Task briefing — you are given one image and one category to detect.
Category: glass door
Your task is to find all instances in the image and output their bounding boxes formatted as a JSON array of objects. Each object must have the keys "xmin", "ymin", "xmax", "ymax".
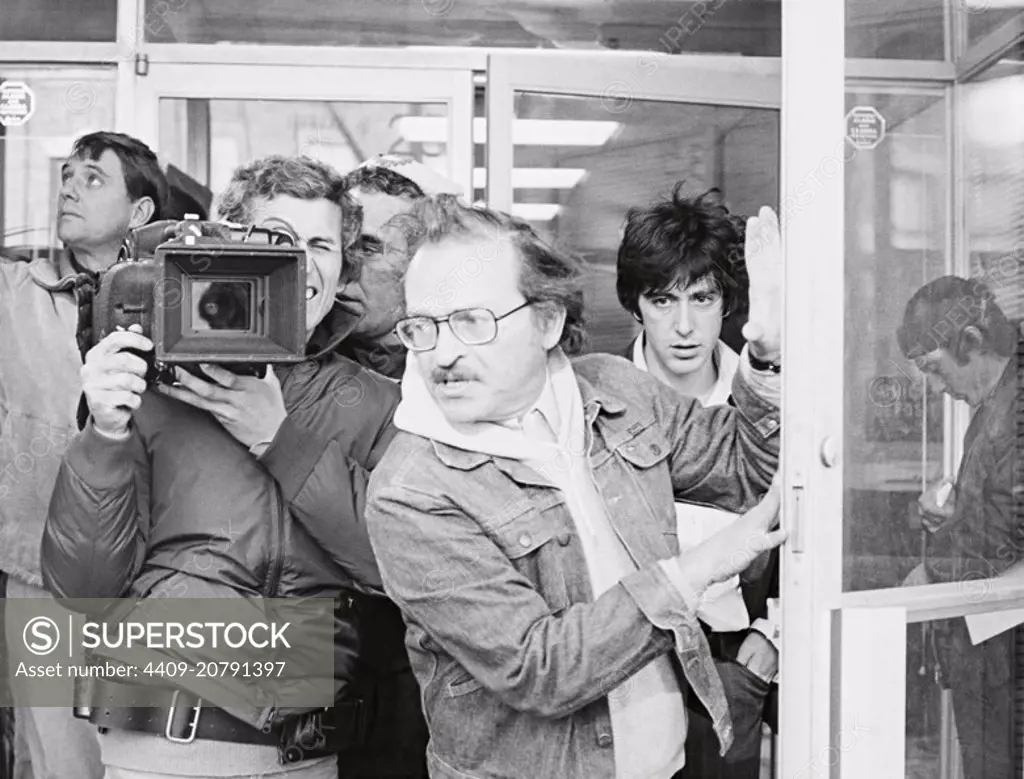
[
  {"xmin": 787, "ymin": 0, "xmax": 1024, "ymax": 776},
  {"xmin": 130, "ymin": 62, "xmax": 474, "ymax": 211},
  {"xmin": 484, "ymin": 51, "xmax": 780, "ymax": 356},
  {"xmin": 485, "ymin": 50, "xmax": 784, "ymax": 774}
]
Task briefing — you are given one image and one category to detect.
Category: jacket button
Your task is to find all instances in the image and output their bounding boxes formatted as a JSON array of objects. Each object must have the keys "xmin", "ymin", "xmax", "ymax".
[
  {"xmin": 649, "ymin": 443, "xmax": 661, "ymax": 455},
  {"xmin": 597, "ymin": 733, "xmax": 613, "ymax": 748},
  {"xmin": 518, "ymin": 533, "xmax": 532, "ymax": 548},
  {"xmin": 557, "ymin": 532, "xmax": 572, "ymax": 546}
]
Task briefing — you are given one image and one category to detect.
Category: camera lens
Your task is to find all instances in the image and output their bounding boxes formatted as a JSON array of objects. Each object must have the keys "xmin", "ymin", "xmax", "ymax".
[{"xmin": 192, "ymin": 280, "xmax": 254, "ymax": 332}]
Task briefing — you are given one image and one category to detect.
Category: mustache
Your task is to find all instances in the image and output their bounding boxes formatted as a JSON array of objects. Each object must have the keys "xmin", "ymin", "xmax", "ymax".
[{"xmin": 431, "ymin": 369, "xmax": 476, "ymax": 383}]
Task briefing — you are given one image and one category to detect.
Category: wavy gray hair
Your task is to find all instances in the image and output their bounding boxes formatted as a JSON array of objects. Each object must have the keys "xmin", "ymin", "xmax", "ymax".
[{"xmin": 214, "ymin": 155, "xmax": 361, "ymax": 252}]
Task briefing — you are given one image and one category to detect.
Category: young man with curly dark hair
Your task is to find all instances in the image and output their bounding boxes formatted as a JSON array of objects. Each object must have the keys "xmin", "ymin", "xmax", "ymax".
[{"xmin": 616, "ymin": 184, "xmax": 780, "ymax": 779}]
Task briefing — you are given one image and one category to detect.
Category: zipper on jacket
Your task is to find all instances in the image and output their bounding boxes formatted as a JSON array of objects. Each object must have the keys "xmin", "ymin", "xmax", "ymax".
[{"xmin": 265, "ymin": 490, "xmax": 285, "ymax": 597}]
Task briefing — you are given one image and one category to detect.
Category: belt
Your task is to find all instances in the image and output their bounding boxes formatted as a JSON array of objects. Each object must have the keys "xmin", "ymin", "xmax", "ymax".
[
  {"xmin": 81, "ymin": 675, "xmax": 280, "ymax": 746},
  {"xmin": 79, "ymin": 675, "xmax": 369, "ymax": 760}
]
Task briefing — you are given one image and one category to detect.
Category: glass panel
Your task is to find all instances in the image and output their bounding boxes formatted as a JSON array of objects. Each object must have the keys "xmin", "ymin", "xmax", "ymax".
[
  {"xmin": 967, "ymin": 7, "xmax": 1024, "ymax": 47},
  {"xmin": 144, "ymin": 0, "xmax": 781, "ymax": 56},
  {"xmin": 842, "ymin": 90, "xmax": 948, "ymax": 592},
  {"xmin": 846, "ymin": 0, "xmax": 945, "ymax": 59},
  {"xmin": 0, "ymin": 0, "xmax": 116, "ymax": 42},
  {"xmin": 158, "ymin": 99, "xmax": 449, "ymax": 204},
  {"xmin": 965, "ymin": 57, "xmax": 1024, "ymax": 324},
  {"xmin": 509, "ymin": 91, "xmax": 779, "ymax": 356},
  {"xmin": 1, "ymin": 67, "xmax": 117, "ymax": 259},
  {"xmin": 906, "ymin": 617, "xmax": 1024, "ymax": 777}
]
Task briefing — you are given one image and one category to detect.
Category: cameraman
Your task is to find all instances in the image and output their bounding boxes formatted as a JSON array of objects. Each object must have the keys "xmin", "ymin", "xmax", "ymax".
[
  {"xmin": 41, "ymin": 156, "xmax": 398, "ymax": 778},
  {"xmin": 1, "ymin": 131, "xmax": 167, "ymax": 779}
]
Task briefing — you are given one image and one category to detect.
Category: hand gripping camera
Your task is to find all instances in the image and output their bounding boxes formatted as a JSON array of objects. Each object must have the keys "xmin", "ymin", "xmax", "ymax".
[{"xmin": 81, "ymin": 217, "xmax": 308, "ymax": 385}]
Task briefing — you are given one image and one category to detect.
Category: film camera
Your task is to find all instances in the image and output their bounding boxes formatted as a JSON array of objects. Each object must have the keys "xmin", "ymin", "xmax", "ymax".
[{"xmin": 80, "ymin": 217, "xmax": 308, "ymax": 385}]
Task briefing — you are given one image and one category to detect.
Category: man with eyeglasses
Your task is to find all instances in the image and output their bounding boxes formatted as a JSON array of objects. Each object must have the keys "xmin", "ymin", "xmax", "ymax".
[
  {"xmin": 897, "ymin": 275, "xmax": 1022, "ymax": 779},
  {"xmin": 364, "ymin": 195, "xmax": 786, "ymax": 779},
  {"xmin": 616, "ymin": 185, "xmax": 780, "ymax": 779},
  {"xmin": 0, "ymin": 131, "xmax": 168, "ymax": 779}
]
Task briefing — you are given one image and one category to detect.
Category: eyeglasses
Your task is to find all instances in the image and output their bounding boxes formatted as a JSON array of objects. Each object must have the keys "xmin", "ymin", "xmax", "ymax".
[{"xmin": 395, "ymin": 300, "xmax": 533, "ymax": 352}]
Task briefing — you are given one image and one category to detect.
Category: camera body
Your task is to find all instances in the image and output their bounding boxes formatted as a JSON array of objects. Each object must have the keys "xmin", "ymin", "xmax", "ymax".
[{"xmin": 85, "ymin": 218, "xmax": 307, "ymax": 385}]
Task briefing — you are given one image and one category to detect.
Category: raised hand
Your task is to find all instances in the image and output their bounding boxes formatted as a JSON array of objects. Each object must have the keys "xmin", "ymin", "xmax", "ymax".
[{"xmin": 741, "ymin": 206, "xmax": 782, "ymax": 363}]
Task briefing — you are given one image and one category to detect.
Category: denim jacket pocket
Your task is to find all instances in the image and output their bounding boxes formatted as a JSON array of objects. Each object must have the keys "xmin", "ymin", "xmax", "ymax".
[
  {"xmin": 491, "ymin": 508, "xmax": 571, "ymax": 611},
  {"xmin": 614, "ymin": 425, "xmax": 675, "ymax": 530},
  {"xmin": 616, "ymin": 425, "xmax": 671, "ymax": 469}
]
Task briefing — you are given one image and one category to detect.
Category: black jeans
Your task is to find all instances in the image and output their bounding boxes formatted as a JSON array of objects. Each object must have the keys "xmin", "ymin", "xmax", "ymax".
[
  {"xmin": 675, "ymin": 632, "xmax": 776, "ymax": 779},
  {"xmin": 943, "ymin": 621, "xmax": 1018, "ymax": 779},
  {"xmin": 336, "ymin": 594, "xmax": 429, "ymax": 779},
  {"xmin": 335, "ymin": 664, "xmax": 429, "ymax": 779}
]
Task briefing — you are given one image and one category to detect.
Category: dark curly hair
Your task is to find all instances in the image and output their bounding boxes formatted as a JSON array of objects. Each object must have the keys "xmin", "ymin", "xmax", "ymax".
[
  {"xmin": 616, "ymin": 184, "xmax": 749, "ymax": 322},
  {"xmin": 897, "ymin": 275, "xmax": 1017, "ymax": 364},
  {"xmin": 343, "ymin": 164, "xmax": 425, "ymax": 199}
]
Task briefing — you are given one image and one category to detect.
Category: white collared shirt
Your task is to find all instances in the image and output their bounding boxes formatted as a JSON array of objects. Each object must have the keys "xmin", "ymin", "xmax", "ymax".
[
  {"xmin": 630, "ymin": 336, "xmax": 782, "ymax": 656},
  {"xmin": 631, "ymin": 336, "xmax": 751, "ymax": 632}
]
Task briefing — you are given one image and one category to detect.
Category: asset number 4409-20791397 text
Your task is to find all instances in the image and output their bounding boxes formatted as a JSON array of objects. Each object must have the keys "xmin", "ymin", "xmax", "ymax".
[{"xmin": 144, "ymin": 660, "xmax": 287, "ymax": 678}]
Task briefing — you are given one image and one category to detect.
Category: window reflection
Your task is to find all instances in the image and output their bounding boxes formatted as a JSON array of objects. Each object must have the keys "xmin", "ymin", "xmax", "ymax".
[
  {"xmin": 0, "ymin": 0, "xmax": 116, "ymax": 41},
  {"xmin": 906, "ymin": 618, "xmax": 1023, "ymax": 777},
  {"xmin": 508, "ymin": 92, "xmax": 778, "ymax": 356},
  {"xmin": 967, "ymin": 6, "xmax": 1024, "ymax": 47},
  {"xmin": 158, "ymin": 99, "xmax": 450, "ymax": 198},
  {"xmin": 0, "ymin": 68, "xmax": 117, "ymax": 259},
  {"xmin": 844, "ymin": 90, "xmax": 947, "ymax": 592},
  {"xmin": 846, "ymin": 0, "xmax": 944, "ymax": 59},
  {"xmin": 142, "ymin": 0, "xmax": 782, "ymax": 56},
  {"xmin": 964, "ymin": 70, "xmax": 1024, "ymax": 323}
]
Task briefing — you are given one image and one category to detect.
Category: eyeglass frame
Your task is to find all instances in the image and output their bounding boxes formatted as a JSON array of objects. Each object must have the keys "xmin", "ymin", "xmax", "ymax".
[{"xmin": 394, "ymin": 300, "xmax": 534, "ymax": 352}]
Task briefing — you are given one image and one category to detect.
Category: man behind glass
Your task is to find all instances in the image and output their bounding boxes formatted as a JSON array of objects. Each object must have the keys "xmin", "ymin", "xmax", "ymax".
[{"xmin": 899, "ymin": 275, "xmax": 1022, "ymax": 779}]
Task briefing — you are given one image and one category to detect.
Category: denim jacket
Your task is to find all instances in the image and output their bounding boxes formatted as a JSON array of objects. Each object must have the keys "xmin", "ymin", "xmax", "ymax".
[{"xmin": 365, "ymin": 353, "xmax": 779, "ymax": 779}]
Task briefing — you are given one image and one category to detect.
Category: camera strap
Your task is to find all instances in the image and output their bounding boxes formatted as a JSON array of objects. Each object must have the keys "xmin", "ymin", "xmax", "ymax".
[{"xmin": 69, "ymin": 267, "xmax": 101, "ymax": 431}]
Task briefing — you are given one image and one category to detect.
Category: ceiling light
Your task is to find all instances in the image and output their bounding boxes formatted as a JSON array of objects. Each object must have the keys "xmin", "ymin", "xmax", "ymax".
[
  {"xmin": 473, "ymin": 168, "xmax": 586, "ymax": 189},
  {"xmin": 396, "ymin": 117, "xmax": 619, "ymax": 146},
  {"xmin": 511, "ymin": 203, "xmax": 561, "ymax": 221}
]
